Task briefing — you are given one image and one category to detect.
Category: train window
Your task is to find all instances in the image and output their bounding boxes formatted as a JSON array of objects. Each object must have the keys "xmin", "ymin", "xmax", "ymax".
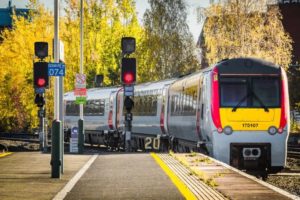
[
  {"xmin": 252, "ymin": 78, "xmax": 280, "ymax": 107},
  {"xmin": 220, "ymin": 77, "xmax": 248, "ymax": 107},
  {"xmin": 84, "ymin": 99, "xmax": 105, "ymax": 116},
  {"xmin": 132, "ymin": 95, "xmax": 157, "ymax": 116},
  {"xmin": 65, "ymin": 101, "xmax": 79, "ymax": 116}
]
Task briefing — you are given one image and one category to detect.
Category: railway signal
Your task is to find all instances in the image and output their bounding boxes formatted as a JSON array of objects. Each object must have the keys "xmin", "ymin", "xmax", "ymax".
[
  {"xmin": 34, "ymin": 93, "xmax": 45, "ymax": 107},
  {"xmin": 124, "ymin": 96, "xmax": 134, "ymax": 112},
  {"xmin": 121, "ymin": 37, "xmax": 136, "ymax": 152},
  {"xmin": 121, "ymin": 58, "xmax": 136, "ymax": 85},
  {"xmin": 33, "ymin": 42, "xmax": 49, "ymax": 155},
  {"xmin": 34, "ymin": 62, "xmax": 49, "ymax": 88},
  {"xmin": 121, "ymin": 37, "xmax": 136, "ymax": 55},
  {"xmin": 34, "ymin": 42, "xmax": 48, "ymax": 60}
]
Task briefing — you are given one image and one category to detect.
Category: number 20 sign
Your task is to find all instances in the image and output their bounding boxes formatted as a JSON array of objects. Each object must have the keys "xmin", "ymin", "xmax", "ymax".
[{"xmin": 48, "ymin": 63, "xmax": 65, "ymax": 76}]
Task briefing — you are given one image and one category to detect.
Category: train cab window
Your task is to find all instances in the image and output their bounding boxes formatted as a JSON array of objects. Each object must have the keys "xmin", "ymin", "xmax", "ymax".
[
  {"xmin": 220, "ymin": 76, "xmax": 280, "ymax": 108},
  {"xmin": 252, "ymin": 78, "xmax": 280, "ymax": 107},
  {"xmin": 220, "ymin": 78, "xmax": 247, "ymax": 107}
]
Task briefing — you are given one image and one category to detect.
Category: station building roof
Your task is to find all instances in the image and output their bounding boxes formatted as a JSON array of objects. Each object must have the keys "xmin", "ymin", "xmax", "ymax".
[{"xmin": 0, "ymin": 1, "xmax": 30, "ymax": 28}]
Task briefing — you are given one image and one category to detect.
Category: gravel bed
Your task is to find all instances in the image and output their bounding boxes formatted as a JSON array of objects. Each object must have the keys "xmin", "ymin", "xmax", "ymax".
[{"xmin": 266, "ymin": 158, "xmax": 300, "ymax": 196}]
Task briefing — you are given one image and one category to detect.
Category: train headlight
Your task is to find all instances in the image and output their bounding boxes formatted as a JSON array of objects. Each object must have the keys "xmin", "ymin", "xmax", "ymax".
[
  {"xmin": 268, "ymin": 126, "xmax": 277, "ymax": 135},
  {"xmin": 223, "ymin": 126, "xmax": 233, "ymax": 135},
  {"xmin": 243, "ymin": 149, "xmax": 251, "ymax": 157},
  {"xmin": 217, "ymin": 127, "xmax": 223, "ymax": 133}
]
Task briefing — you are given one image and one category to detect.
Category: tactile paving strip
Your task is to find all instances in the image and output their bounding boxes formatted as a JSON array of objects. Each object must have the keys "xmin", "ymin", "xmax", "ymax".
[{"xmin": 158, "ymin": 153, "xmax": 226, "ymax": 200}]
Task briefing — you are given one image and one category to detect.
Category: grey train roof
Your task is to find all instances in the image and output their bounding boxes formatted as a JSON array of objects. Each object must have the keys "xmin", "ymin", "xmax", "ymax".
[{"xmin": 215, "ymin": 58, "xmax": 281, "ymax": 75}]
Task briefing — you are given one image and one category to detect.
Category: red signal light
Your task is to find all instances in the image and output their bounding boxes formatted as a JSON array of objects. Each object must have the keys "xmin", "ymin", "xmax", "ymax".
[
  {"xmin": 33, "ymin": 62, "xmax": 49, "ymax": 88},
  {"xmin": 37, "ymin": 78, "xmax": 46, "ymax": 87},
  {"xmin": 123, "ymin": 73, "xmax": 134, "ymax": 84},
  {"xmin": 121, "ymin": 58, "xmax": 136, "ymax": 85}
]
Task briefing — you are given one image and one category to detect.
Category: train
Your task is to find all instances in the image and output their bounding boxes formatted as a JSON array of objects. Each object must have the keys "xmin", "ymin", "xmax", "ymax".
[{"xmin": 64, "ymin": 57, "xmax": 290, "ymax": 172}]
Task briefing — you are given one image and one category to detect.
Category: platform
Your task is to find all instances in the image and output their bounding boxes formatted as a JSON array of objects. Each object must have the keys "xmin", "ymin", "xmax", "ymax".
[{"xmin": 0, "ymin": 151, "xmax": 299, "ymax": 200}]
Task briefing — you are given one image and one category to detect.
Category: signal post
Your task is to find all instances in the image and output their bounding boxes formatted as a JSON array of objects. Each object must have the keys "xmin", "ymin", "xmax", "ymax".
[
  {"xmin": 121, "ymin": 37, "xmax": 136, "ymax": 152},
  {"xmin": 33, "ymin": 42, "xmax": 49, "ymax": 153}
]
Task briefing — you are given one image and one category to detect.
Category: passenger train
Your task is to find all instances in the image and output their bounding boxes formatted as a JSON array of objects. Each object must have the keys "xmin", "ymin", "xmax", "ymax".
[{"xmin": 64, "ymin": 58, "xmax": 290, "ymax": 171}]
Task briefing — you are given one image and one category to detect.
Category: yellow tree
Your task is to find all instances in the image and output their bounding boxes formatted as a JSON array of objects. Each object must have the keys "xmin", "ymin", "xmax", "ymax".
[
  {"xmin": 62, "ymin": 0, "xmax": 144, "ymax": 89},
  {"xmin": 202, "ymin": 0, "xmax": 292, "ymax": 69},
  {"xmin": 0, "ymin": 3, "xmax": 53, "ymax": 132}
]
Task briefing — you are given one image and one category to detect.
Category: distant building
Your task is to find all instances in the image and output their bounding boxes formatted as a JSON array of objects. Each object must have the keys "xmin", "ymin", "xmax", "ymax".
[
  {"xmin": 0, "ymin": 0, "xmax": 30, "ymax": 33},
  {"xmin": 198, "ymin": 0, "xmax": 300, "ymax": 67}
]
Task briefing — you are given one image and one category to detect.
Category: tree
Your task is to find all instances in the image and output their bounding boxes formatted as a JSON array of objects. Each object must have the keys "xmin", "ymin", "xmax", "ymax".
[
  {"xmin": 140, "ymin": 0, "xmax": 200, "ymax": 81},
  {"xmin": 62, "ymin": 0, "xmax": 143, "ymax": 89},
  {"xmin": 0, "ymin": 1, "xmax": 53, "ymax": 132},
  {"xmin": 201, "ymin": 0, "xmax": 292, "ymax": 69}
]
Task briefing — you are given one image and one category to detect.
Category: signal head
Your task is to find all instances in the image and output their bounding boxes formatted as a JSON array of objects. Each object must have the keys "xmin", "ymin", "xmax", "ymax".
[
  {"xmin": 121, "ymin": 58, "xmax": 136, "ymax": 85},
  {"xmin": 34, "ymin": 62, "xmax": 49, "ymax": 88}
]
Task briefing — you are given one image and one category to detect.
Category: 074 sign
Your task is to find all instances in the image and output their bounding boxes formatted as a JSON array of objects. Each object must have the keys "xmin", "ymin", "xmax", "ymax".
[{"xmin": 48, "ymin": 63, "xmax": 65, "ymax": 76}]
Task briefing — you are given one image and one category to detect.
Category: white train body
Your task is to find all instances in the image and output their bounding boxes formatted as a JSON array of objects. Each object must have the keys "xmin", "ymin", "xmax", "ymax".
[{"xmin": 64, "ymin": 58, "xmax": 289, "ymax": 171}]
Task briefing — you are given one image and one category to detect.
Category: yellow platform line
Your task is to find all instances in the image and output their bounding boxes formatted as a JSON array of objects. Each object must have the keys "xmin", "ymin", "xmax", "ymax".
[
  {"xmin": 0, "ymin": 152, "xmax": 12, "ymax": 158},
  {"xmin": 150, "ymin": 152, "xmax": 197, "ymax": 200}
]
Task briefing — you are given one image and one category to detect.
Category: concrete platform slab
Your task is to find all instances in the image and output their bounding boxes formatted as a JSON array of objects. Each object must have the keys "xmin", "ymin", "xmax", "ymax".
[
  {"xmin": 0, "ymin": 152, "xmax": 92, "ymax": 200},
  {"xmin": 64, "ymin": 153, "xmax": 184, "ymax": 200}
]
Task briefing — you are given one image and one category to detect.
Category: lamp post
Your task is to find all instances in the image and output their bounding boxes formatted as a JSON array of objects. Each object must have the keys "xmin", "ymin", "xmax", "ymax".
[
  {"xmin": 78, "ymin": 0, "xmax": 85, "ymax": 154},
  {"xmin": 51, "ymin": 0, "xmax": 62, "ymax": 179}
]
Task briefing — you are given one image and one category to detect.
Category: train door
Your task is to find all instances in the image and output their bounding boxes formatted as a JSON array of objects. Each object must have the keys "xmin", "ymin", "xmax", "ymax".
[
  {"xmin": 197, "ymin": 75, "xmax": 204, "ymax": 141},
  {"xmin": 200, "ymin": 73, "xmax": 210, "ymax": 141},
  {"xmin": 161, "ymin": 86, "xmax": 168, "ymax": 135},
  {"xmin": 116, "ymin": 88, "xmax": 124, "ymax": 131}
]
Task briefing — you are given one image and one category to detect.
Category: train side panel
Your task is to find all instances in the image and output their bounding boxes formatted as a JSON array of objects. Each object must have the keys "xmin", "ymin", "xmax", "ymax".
[{"xmin": 168, "ymin": 73, "xmax": 202, "ymax": 146}]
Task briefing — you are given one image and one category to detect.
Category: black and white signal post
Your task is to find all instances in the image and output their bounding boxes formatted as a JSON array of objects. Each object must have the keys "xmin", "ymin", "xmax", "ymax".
[
  {"xmin": 33, "ymin": 42, "xmax": 49, "ymax": 153},
  {"xmin": 121, "ymin": 37, "xmax": 136, "ymax": 152}
]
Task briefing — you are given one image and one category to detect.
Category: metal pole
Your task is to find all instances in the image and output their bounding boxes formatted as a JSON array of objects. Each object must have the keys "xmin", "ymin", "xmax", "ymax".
[
  {"xmin": 51, "ymin": 120, "xmax": 61, "ymax": 178},
  {"xmin": 51, "ymin": 0, "xmax": 62, "ymax": 178},
  {"xmin": 125, "ymin": 111, "xmax": 132, "ymax": 152},
  {"xmin": 39, "ymin": 108, "xmax": 44, "ymax": 151},
  {"xmin": 54, "ymin": 0, "xmax": 59, "ymax": 120},
  {"xmin": 78, "ymin": 0, "xmax": 84, "ymax": 153},
  {"xmin": 80, "ymin": 0, "xmax": 84, "ymax": 119},
  {"xmin": 43, "ymin": 118, "xmax": 48, "ymax": 153}
]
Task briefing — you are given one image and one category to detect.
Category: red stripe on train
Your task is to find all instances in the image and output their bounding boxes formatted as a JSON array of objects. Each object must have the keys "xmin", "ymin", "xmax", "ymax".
[{"xmin": 211, "ymin": 67, "xmax": 222, "ymax": 133}]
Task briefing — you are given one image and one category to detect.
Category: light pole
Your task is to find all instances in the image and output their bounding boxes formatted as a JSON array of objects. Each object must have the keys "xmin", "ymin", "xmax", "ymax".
[
  {"xmin": 78, "ymin": 0, "xmax": 85, "ymax": 154},
  {"xmin": 51, "ymin": 0, "xmax": 62, "ymax": 178}
]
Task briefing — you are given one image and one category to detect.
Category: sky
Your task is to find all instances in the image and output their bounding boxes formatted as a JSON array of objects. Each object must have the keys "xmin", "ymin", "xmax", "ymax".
[{"xmin": 0, "ymin": 0, "xmax": 210, "ymax": 42}]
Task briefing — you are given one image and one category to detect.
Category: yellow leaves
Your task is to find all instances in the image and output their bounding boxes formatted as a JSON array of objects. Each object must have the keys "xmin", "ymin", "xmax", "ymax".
[
  {"xmin": 0, "ymin": 9, "xmax": 54, "ymax": 132},
  {"xmin": 203, "ymin": 1, "xmax": 292, "ymax": 69},
  {"xmin": 0, "ymin": 0, "xmax": 145, "ymax": 132}
]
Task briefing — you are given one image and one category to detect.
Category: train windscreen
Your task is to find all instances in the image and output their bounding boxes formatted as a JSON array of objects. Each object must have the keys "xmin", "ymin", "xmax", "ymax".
[{"xmin": 220, "ymin": 76, "xmax": 280, "ymax": 108}]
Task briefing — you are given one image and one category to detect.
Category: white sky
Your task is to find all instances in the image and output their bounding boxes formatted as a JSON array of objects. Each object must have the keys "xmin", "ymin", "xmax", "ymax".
[{"xmin": 0, "ymin": 0, "xmax": 210, "ymax": 41}]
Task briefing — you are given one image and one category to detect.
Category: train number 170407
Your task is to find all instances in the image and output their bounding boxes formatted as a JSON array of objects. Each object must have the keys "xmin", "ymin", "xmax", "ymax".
[{"xmin": 242, "ymin": 123, "xmax": 259, "ymax": 128}]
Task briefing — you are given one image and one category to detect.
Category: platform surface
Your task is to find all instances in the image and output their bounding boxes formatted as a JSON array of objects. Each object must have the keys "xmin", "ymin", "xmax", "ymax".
[
  {"xmin": 0, "ymin": 152, "xmax": 91, "ymax": 200},
  {"xmin": 64, "ymin": 153, "xmax": 184, "ymax": 200}
]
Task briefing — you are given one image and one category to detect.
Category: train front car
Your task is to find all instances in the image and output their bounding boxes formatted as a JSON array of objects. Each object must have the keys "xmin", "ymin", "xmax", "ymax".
[{"xmin": 209, "ymin": 58, "xmax": 289, "ymax": 172}]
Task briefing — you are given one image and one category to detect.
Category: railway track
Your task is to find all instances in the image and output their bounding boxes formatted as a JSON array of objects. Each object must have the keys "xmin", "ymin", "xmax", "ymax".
[
  {"xmin": 0, "ymin": 133, "xmax": 39, "ymax": 144},
  {"xmin": 287, "ymin": 144, "xmax": 300, "ymax": 159},
  {"xmin": 1, "ymin": 132, "xmax": 300, "ymax": 157}
]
